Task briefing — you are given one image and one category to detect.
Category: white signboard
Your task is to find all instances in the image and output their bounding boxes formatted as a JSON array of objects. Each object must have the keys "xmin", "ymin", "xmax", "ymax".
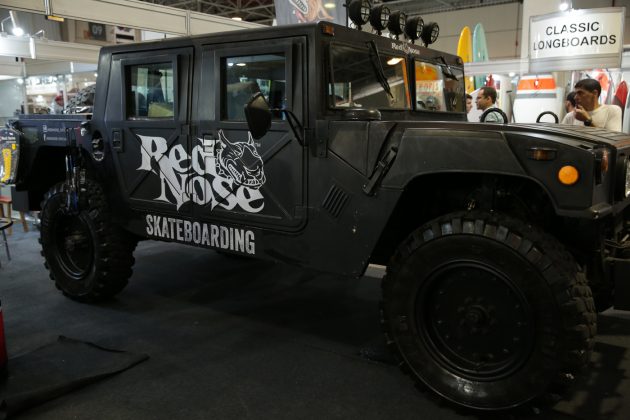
[{"xmin": 530, "ymin": 7, "xmax": 625, "ymax": 72}]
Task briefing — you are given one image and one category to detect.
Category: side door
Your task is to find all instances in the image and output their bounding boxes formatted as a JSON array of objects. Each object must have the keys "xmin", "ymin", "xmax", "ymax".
[
  {"xmin": 105, "ymin": 47, "xmax": 193, "ymax": 215},
  {"xmin": 192, "ymin": 38, "xmax": 306, "ymax": 231}
]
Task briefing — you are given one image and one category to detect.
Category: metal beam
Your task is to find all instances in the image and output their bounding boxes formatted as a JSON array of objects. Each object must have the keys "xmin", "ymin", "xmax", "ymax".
[
  {"xmin": 0, "ymin": 35, "xmax": 101, "ymax": 63},
  {"xmin": 0, "ymin": 0, "xmax": 263, "ymax": 35}
]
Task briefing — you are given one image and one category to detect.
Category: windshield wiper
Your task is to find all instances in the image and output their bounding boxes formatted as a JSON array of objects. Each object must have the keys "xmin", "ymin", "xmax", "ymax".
[
  {"xmin": 435, "ymin": 56, "xmax": 458, "ymax": 81},
  {"xmin": 367, "ymin": 40, "xmax": 394, "ymax": 100}
]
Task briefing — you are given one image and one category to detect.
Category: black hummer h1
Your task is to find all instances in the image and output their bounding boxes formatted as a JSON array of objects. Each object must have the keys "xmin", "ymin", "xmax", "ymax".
[{"xmin": 2, "ymin": 19, "xmax": 630, "ymax": 410}]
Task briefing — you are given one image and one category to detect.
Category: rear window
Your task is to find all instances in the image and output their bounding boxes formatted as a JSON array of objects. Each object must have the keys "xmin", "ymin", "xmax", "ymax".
[{"xmin": 126, "ymin": 62, "xmax": 175, "ymax": 119}]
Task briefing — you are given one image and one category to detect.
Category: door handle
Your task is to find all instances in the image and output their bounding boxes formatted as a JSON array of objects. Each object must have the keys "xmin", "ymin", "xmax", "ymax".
[{"xmin": 112, "ymin": 130, "xmax": 123, "ymax": 151}]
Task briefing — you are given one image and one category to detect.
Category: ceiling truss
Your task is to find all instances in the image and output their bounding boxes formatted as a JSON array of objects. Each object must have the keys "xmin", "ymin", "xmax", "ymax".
[{"xmin": 139, "ymin": 0, "xmax": 520, "ymax": 25}]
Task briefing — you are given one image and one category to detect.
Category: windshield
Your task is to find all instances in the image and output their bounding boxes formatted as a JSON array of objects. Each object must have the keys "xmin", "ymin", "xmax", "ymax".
[
  {"xmin": 415, "ymin": 61, "xmax": 465, "ymax": 112},
  {"xmin": 329, "ymin": 44, "xmax": 410, "ymax": 110}
]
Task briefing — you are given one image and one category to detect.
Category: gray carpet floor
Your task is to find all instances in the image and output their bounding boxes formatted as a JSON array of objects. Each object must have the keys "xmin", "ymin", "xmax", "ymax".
[{"xmin": 1, "ymin": 226, "xmax": 629, "ymax": 419}]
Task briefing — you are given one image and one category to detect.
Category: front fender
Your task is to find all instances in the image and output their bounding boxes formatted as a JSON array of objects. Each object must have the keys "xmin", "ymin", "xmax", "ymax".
[{"xmin": 382, "ymin": 128, "xmax": 604, "ymax": 219}]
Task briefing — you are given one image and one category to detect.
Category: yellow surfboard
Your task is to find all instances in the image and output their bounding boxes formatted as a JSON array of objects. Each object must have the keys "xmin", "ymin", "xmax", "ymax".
[{"xmin": 457, "ymin": 26, "xmax": 474, "ymax": 93}]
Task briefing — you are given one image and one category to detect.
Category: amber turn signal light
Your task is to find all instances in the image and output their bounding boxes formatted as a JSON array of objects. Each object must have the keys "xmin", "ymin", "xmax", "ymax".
[
  {"xmin": 558, "ymin": 165, "xmax": 579, "ymax": 185},
  {"xmin": 321, "ymin": 23, "xmax": 335, "ymax": 36}
]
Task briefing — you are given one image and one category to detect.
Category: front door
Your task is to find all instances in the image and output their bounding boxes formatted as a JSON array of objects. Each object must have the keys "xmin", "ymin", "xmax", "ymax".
[
  {"xmin": 106, "ymin": 47, "xmax": 193, "ymax": 216},
  {"xmin": 192, "ymin": 37, "xmax": 306, "ymax": 231}
]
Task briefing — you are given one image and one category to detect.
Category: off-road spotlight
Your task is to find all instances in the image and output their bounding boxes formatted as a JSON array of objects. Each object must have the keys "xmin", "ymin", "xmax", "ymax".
[
  {"xmin": 421, "ymin": 22, "xmax": 439, "ymax": 47},
  {"xmin": 369, "ymin": 4, "xmax": 390, "ymax": 35},
  {"xmin": 348, "ymin": 0, "xmax": 371, "ymax": 30},
  {"xmin": 387, "ymin": 10, "xmax": 406, "ymax": 39},
  {"xmin": 404, "ymin": 16, "xmax": 424, "ymax": 43}
]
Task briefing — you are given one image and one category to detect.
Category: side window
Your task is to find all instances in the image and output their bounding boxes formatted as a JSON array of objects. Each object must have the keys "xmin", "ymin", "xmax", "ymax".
[
  {"xmin": 414, "ymin": 61, "xmax": 465, "ymax": 112},
  {"xmin": 126, "ymin": 62, "xmax": 174, "ymax": 119},
  {"xmin": 329, "ymin": 44, "xmax": 409, "ymax": 110},
  {"xmin": 415, "ymin": 62, "xmax": 447, "ymax": 112},
  {"xmin": 223, "ymin": 54, "xmax": 286, "ymax": 121}
]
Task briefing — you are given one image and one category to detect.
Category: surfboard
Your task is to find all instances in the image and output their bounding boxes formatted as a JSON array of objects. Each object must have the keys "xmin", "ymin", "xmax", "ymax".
[
  {"xmin": 512, "ymin": 74, "xmax": 560, "ymax": 123},
  {"xmin": 457, "ymin": 26, "xmax": 474, "ymax": 93},
  {"xmin": 593, "ymin": 69, "xmax": 612, "ymax": 104},
  {"xmin": 472, "ymin": 23, "xmax": 489, "ymax": 90},
  {"xmin": 613, "ymin": 81, "xmax": 628, "ymax": 119}
]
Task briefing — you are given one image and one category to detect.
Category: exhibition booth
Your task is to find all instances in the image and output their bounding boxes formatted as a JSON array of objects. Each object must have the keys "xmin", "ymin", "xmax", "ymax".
[{"xmin": 463, "ymin": 6, "xmax": 628, "ymax": 130}]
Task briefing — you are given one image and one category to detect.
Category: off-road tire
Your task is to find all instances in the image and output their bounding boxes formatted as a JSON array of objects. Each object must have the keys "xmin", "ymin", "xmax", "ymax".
[
  {"xmin": 40, "ymin": 181, "xmax": 137, "ymax": 302},
  {"xmin": 381, "ymin": 211, "xmax": 596, "ymax": 410}
]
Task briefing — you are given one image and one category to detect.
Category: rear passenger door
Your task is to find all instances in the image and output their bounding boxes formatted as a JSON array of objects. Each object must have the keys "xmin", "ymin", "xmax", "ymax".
[
  {"xmin": 106, "ymin": 47, "xmax": 193, "ymax": 215},
  {"xmin": 193, "ymin": 38, "xmax": 306, "ymax": 231}
]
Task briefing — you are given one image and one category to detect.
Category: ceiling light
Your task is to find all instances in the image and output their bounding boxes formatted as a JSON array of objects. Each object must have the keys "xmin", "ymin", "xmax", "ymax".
[
  {"xmin": 231, "ymin": 17, "xmax": 243, "ymax": 21},
  {"xmin": 323, "ymin": 2, "xmax": 336, "ymax": 8},
  {"xmin": 387, "ymin": 57, "xmax": 403, "ymax": 65},
  {"xmin": 236, "ymin": 63, "xmax": 246, "ymax": 67},
  {"xmin": 1, "ymin": 11, "xmax": 24, "ymax": 37}
]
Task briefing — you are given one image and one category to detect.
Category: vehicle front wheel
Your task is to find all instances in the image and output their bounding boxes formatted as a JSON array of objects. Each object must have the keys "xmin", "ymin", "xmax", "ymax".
[
  {"xmin": 382, "ymin": 211, "xmax": 596, "ymax": 410},
  {"xmin": 40, "ymin": 181, "xmax": 137, "ymax": 302}
]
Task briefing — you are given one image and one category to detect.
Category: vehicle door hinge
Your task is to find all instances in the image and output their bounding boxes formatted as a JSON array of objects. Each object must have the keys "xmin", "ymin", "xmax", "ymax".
[
  {"xmin": 363, "ymin": 146, "xmax": 398, "ymax": 196},
  {"xmin": 314, "ymin": 120, "xmax": 329, "ymax": 157}
]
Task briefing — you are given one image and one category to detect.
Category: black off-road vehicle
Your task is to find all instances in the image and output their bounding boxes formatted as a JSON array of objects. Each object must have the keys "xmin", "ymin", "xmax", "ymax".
[{"xmin": 1, "ymin": 17, "xmax": 629, "ymax": 411}]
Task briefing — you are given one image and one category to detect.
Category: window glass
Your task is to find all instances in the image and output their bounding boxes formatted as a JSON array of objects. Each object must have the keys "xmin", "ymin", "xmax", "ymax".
[
  {"xmin": 126, "ymin": 62, "xmax": 174, "ymax": 118},
  {"xmin": 329, "ymin": 44, "xmax": 409, "ymax": 110},
  {"xmin": 415, "ymin": 61, "xmax": 465, "ymax": 112},
  {"xmin": 224, "ymin": 54, "xmax": 286, "ymax": 120}
]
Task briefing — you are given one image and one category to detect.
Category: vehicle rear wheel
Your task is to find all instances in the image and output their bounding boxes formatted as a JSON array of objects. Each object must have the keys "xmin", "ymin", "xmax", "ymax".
[
  {"xmin": 381, "ymin": 211, "xmax": 596, "ymax": 410},
  {"xmin": 40, "ymin": 181, "xmax": 137, "ymax": 302}
]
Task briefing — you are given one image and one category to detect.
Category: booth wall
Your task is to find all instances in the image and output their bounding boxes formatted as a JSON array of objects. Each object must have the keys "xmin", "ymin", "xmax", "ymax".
[{"xmin": 422, "ymin": 3, "xmax": 523, "ymax": 59}]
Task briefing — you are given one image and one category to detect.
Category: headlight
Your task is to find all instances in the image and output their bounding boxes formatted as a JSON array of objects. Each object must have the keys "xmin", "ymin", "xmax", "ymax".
[
  {"xmin": 0, "ymin": 128, "xmax": 19, "ymax": 184},
  {"xmin": 625, "ymin": 158, "xmax": 630, "ymax": 197}
]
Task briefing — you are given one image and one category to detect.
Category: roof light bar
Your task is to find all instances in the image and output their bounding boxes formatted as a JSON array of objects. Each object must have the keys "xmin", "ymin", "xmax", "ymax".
[
  {"xmin": 387, "ymin": 10, "xmax": 406, "ymax": 40},
  {"xmin": 421, "ymin": 22, "xmax": 439, "ymax": 47},
  {"xmin": 369, "ymin": 4, "xmax": 390, "ymax": 35},
  {"xmin": 404, "ymin": 16, "xmax": 424, "ymax": 44},
  {"xmin": 348, "ymin": 0, "xmax": 371, "ymax": 30}
]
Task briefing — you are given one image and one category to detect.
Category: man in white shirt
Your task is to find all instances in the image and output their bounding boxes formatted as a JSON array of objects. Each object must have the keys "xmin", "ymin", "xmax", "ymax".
[{"xmin": 562, "ymin": 79, "xmax": 622, "ymax": 131}]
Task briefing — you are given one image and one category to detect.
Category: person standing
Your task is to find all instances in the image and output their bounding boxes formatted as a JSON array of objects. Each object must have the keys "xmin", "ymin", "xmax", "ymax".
[
  {"xmin": 561, "ymin": 91, "xmax": 576, "ymax": 124},
  {"xmin": 562, "ymin": 79, "xmax": 621, "ymax": 131},
  {"xmin": 466, "ymin": 94, "xmax": 473, "ymax": 114},
  {"xmin": 49, "ymin": 91, "xmax": 64, "ymax": 114},
  {"xmin": 476, "ymin": 86, "xmax": 504, "ymax": 123}
]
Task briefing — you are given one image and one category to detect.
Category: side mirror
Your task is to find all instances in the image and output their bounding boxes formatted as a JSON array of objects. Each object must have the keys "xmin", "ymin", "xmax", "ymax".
[{"xmin": 244, "ymin": 93, "xmax": 272, "ymax": 140}]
